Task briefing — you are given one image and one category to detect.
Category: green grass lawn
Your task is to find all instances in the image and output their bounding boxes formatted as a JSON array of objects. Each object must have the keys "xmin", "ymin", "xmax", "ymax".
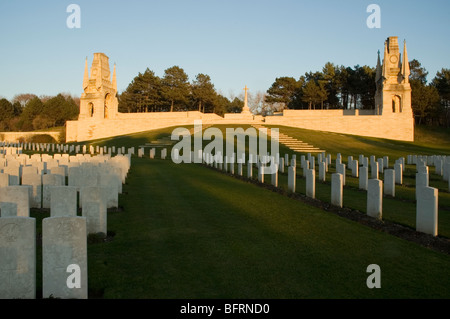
[
  {"xmin": 81, "ymin": 158, "xmax": 450, "ymax": 298},
  {"xmin": 29, "ymin": 124, "xmax": 450, "ymax": 298}
]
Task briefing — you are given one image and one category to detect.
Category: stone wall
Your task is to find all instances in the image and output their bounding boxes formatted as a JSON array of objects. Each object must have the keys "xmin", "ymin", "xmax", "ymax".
[
  {"xmin": 66, "ymin": 111, "xmax": 228, "ymax": 142},
  {"xmin": 66, "ymin": 109, "xmax": 414, "ymax": 142},
  {"xmin": 264, "ymin": 109, "xmax": 414, "ymax": 141}
]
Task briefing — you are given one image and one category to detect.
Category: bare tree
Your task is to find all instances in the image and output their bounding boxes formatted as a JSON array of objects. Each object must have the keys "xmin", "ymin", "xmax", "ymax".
[{"xmin": 12, "ymin": 93, "xmax": 37, "ymax": 107}]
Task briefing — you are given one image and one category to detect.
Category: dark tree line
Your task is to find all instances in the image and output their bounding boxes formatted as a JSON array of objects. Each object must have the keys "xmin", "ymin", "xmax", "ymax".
[
  {"xmin": 118, "ymin": 66, "xmax": 243, "ymax": 116},
  {"xmin": 266, "ymin": 62, "xmax": 377, "ymax": 110},
  {"xmin": 0, "ymin": 93, "xmax": 79, "ymax": 131},
  {"xmin": 409, "ymin": 61, "xmax": 450, "ymax": 126}
]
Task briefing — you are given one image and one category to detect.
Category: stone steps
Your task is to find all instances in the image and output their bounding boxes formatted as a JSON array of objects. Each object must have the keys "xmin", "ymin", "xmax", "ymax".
[
  {"xmin": 251, "ymin": 124, "xmax": 325, "ymax": 153},
  {"xmin": 143, "ymin": 124, "xmax": 213, "ymax": 148}
]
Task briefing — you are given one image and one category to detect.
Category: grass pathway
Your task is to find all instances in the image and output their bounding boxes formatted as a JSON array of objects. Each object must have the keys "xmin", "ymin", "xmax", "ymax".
[{"xmin": 86, "ymin": 157, "xmax": 450, "ymax": 298}]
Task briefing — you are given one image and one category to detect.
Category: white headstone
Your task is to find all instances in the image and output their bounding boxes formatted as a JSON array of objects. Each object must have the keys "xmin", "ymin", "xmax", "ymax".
[
  {"xmin": 0, "ymin": 202, "xmax": 17, "ymax": 217},
  {"xmin": 370, "ymin": 155, "xmax": 376, "ymax": 166},
  {"xmin": 22, "ymin": 166, "xmax": 38, "ymax": 176},
  {"xmin": 306, "ymin": 169, "xmax": 315, "ymax": 199},
  {"xmin": 302, "ymin": 160, "xmax": 309, "ymax": 177},
  {"xmin": 384, "ymin": 169, "xmax": 395, "ymax": 197},
  {"xmin": 82, "ymin": 201, "xmax": 106, "ymax": 236},
  {"xmin": 258, "ymin": 165, "xmax": 264, "ymax": 183},
  {"xmin": 416, "ymin": 186, "xmax": 438, "ymax": 236},
  {"xmin": 371, "ymin": 161, "xmax": 379, "ymax": 179},
  {"xmin": 0, "ymin": 186, "xmax": 30, "ymax": 217},
  {"xmin": 318, "ymin": 161, "xmax": 326, "ymax": 182},
  {"xmin": 80, "ymin": 186, "xmax": 107, "ymax": 219},
  {"xmin": 42, "ymin": 216, "xmax": 88, "ymax": 299},
  {"xmin": 367, "ymin": 179, "xmax": 382, "ymax": 220},
  {"xmin": 351, "ymin": 160, "xmax": 359, "ymax": 178},
  {"xmin": 347, "ymin": 155, "xmax": 353, "ymax": 166},
  {"xmin": 271, "ymin": 167, "xmax": 278, "ymax": 187},
  {"xmin": 0, "ymin": 216, "xmax": 36, "ymax": 299},
  {"xmin": 383, "ymin": 156, "xmax": 389, "ymax": 169},
  {"xmin": 417, "ymin": 165, "xmax": 428, "ymax": 174},
  {"xmin": 359, "ymin": 166, "xmax": 368, "ymax": 191},
  {"xmin": 229, "ymin": 157, "xmax": 235, "ymax": 175},
  {"xmin": 237, "ymin": 162, "xmax": 243, "ymax": 176},
  {"xmin": 363, "ymin": 157, "xmax": 369, "ymax": 168},
  {"xmin": 377, "ymin": 158, "xmax": 384, "ymax": 173},
  {"xmin": 223, "ymin": 156, "xmax": 228, "ymax": 172},
  {"xmin": 336, "ymin": 163, "xmax": 346, "ymax": 185},
  {"xmin": 21, "ymin": 173, "xmax": 42, "ymax": 209},
  {"xmin": 50, "ymin": 166, "xmax": 66, "ymax": 178},
  {"xmin": 0, "ymin": 173, "xmax": 9, "ymax": 187},
  {"xmin": 4, "ymin": 166, "xmax": 20, "ymax": 185},
  {"xmin": 42, "ymin": 174, "xmax": 65, "ymax": 209},
  {"xmin": 98, "ymin": 174, "xmax": 119, "ymax": 208},
  {"xmin": 359, "ymin": 154, "xmax": 364, "ymax": 164},
  {"xmin": 331, "ymin": 173, "xmax": 343, "ymax": 208},
  {"xmin": 416, "ymin": 172, "xmax": 429, "ymax": 199},
  {"xmin": 288, "ymin": 166, "xmax": 296, "ymax": 193},
  {"xmin": 279, "ymin": 158, "xmax": 285, "ymax": 173},
  {"xmin": 50, "ymin": 186, "xmax": 78, "ymax": 217},
  {"xmin": 336, "ymin": 153, "xmax": 342, "ymax": 166},
  {"xmin": 442, "ymin": 162, "xmax": 450, "ymax": 181},
  {"xmin": 291, "ymin": 158, "xmax": 296, "ymax": 168},
  {"xmin": 435, "ymin": 159, "xmax": 443, "ymax": 176},
  {"xmin": 394, "ymin": 163, "xmax": 403, "ymax": 185}
]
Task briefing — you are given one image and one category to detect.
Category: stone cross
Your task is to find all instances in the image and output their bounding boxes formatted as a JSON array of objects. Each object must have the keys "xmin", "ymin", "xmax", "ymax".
[{"xmin": 242, "ymin": 85, "xmax": 250, "ymax": 113}]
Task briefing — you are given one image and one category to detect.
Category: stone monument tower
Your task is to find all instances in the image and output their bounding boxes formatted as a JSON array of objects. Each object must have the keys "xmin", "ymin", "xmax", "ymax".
[
  {"xmin": 375, "ymin": 36, "xmax": 412, "ymax": 116},
  {"xmin": 78, "ymin": 53, "xmax": 118, "ymax": 120}
]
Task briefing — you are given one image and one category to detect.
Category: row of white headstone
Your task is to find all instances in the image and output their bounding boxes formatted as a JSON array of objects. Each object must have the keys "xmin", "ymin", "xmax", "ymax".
[
  {"xmin": 1, "ymin": 142, "xmax": 136, "ymax": 157},
  {"xmin": 314, "ymin": 153, "xmax": 447, "ymax": 238},
  {"xmin": 0, "ymin": 150, "xmax": 131, "ymax": 299},
  {"xmin": 319, "ymin": 153, "xmax": 447, "ymax": 238},
  {"xmin": 199, "ymin": 150, "xmax": 447, "ymax": 238},
  {"xmin": 138, "ymin": 147, "xmax": 167, "ymax": 159}
]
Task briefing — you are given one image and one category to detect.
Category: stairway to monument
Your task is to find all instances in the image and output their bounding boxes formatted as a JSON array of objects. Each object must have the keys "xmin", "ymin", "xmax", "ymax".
[
  {"xmin": 251, "ymin": 124, "xmax": 325, "ymax": 154},
  {"xmin": 142, "ymin": 124, "xmax": 214, "ymax": 148}
]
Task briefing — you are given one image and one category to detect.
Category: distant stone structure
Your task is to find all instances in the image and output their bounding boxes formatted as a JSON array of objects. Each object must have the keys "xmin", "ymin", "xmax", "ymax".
[
  {"xmin": 375, "ymin": 36, "xmax": 412, "ymax": 116},
  {"xmin": 79, "ymin": 53, "xmax": 119, "ymax": 120},
  {"xmin": 66, "ymin": 36, "xmax": 414, "ymax": 143}
]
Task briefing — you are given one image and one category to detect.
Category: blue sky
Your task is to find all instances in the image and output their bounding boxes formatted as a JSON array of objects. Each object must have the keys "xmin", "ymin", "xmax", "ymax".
[{"xmin": 0, "ymin": 0, "xmax": 449, "ymax": 101}]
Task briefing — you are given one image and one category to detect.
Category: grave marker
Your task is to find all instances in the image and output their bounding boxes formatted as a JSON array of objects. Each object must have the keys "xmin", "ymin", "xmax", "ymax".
[
  {"xmin": 416, "ymin": 186, "xmax": 438, "ymax": 236},
  {"xmin": 331, "ymin": 173, "xmax": 343, "ymax": 208},
  {"xmin": 288, "ymin": 166, "xmax": 296, "ymax": 193},
  {"xmin": 50, "ymin": 186, "xmax": 78, "ymax": 217},
  {"xmin": 0, "ymin": 216, "xmax": 36, "ymax": 299},
  {"xmin": 42, "ymin": 216, "xmax": 88, "ymax": 299},
  {"xmin": 0, "ymin": 186, "xmax": 30, "ymax": 217},
  {"xmin": 367, "ymin": 179, "xmax": 382, "ymax": 220},
  {"xmin": 359, "ymin": 166, "xmax": 368, "ymax": 190},
  {"xmin": 306, "ymin": 169, "xmax": 315, "ymax": 199},
  {"xmin": 384, "ymin": 169, "xmax": 395, "ymax": 197}
]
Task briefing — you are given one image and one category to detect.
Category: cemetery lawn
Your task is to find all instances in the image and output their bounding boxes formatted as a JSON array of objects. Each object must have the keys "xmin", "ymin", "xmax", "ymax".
[
  {"xmin": 84, "ymin": 157, "xmax": 450, "ymax": 298},
  {"xmin": 31, "ymin": 124, "xmax": 450, "ymax": 299},
  {"xmin": 266, "ymin": 125, "xmax": 450, "ymax": 238}
]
